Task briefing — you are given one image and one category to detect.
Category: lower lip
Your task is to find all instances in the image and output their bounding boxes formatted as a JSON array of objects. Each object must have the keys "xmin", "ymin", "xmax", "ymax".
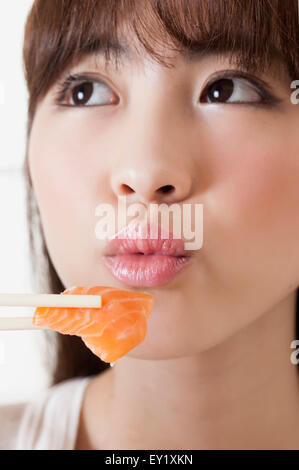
[{"xmin": 102, "ymin": 254, "xmax": 192, "ymax": 287}]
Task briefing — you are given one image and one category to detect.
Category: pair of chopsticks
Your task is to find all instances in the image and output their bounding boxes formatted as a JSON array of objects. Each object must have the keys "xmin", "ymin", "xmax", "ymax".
[{"xmin": 0, "ymin": 294, "xmax": 102, "ymax": 330}]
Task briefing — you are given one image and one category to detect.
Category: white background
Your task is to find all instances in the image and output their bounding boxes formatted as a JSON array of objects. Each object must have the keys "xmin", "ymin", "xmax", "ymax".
[{"xmin": 0, "ymin": 0, "xmax": 50, "ymax": 404}]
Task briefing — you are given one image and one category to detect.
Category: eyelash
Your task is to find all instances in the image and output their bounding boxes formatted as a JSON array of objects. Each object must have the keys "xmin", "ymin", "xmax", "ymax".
[
  {"xmin": 202, "ymin": 70, "xmax": 280, "ymax": 107},
  {"xmin": 53, "ymin": 71, "xmax": 280, "ymax": 107},
  {"xmin": 54, "ymin": 74, "xmax": 88, "ymax": 104}
]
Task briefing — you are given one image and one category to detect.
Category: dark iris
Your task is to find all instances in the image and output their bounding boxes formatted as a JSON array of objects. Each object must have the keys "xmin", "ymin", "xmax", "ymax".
[
  {"xmin": 72, "ymin": 82, "xmax": 93, "ymax": 105},
  {"xmin": 206, "ymin": 79, "xmax": 234, "ymax": 103}
]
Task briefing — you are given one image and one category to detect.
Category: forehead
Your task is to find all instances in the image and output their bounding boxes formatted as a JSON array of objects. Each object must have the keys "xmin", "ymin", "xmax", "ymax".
[
  {"xmin": 71, "ymin": 36, "xmax": 287, "ymax": 88},
  {"xmin": 75, "ymin": 20, "xmax": 286, "ymax": 74}
]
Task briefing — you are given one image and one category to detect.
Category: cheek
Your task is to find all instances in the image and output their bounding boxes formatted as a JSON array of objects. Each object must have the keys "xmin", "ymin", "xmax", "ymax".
[
  {"xmin": 203, "ymin": 110, "xmax": 299, "ymax": 291},
  {"xmin": 29, "ymin": 116, "xmax": 91, "ymax": 208},
  {"xmin": 27, "ymin": 113, "xmax": 107, "ymax": 283},
  {"xmin": 28, "ymin": 108, "xmax": 113, "ymax": 208}
]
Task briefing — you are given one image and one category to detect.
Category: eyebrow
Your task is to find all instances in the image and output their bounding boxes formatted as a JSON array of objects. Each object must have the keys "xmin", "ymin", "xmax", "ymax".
[
  {"xmin": 91, "ymin": 40, "xmax": 130, "ymax": 59},
  {"xmin": 184, "ymin": 44, "xmax": 283, "ymax": 63},
  {"xmin": 86, "ymin": 37, "xmax": 284, "ymax": 68}
]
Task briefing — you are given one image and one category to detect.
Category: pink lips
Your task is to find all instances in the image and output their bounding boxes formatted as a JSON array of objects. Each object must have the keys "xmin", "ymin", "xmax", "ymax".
[{"xmin": 102, "ymin": 223, "xmax": 192, "ymax": 287}]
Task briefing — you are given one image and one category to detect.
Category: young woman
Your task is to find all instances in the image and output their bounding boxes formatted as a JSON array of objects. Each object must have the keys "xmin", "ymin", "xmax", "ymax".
[{"xmin": 0, "ymin": 0, "xmax": 299, "ymax": 450}]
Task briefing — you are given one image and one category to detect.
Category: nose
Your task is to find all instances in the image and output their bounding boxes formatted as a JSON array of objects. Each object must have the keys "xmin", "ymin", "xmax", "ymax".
[
  {"xmin": 111, "ymin": 165, "xmax": 192, "ymax": 204},
  {"xmin": 110, "ymin": 112, "xmax": 193, "ymax": 205}
]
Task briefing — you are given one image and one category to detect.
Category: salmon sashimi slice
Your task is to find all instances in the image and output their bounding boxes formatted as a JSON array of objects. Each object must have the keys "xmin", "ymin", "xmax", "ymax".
[{"xmin": 33, "ymin": 286, "xmax": 153, "ymax": 363}]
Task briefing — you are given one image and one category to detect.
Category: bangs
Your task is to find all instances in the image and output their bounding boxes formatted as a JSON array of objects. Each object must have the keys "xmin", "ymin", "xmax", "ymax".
[{"xmin": 24, "ymin": 0, "xmax": 299, "ymax": 115}]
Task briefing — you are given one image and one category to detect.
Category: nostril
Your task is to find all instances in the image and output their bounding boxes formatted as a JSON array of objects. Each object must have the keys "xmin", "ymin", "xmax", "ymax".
[
  {"xmin": 158, "ymin": 185, "xmax": 175, "ymax": 194},
  {"xmin": 120, "ymin": 184, "xmax": 135, "ymax": 196}
]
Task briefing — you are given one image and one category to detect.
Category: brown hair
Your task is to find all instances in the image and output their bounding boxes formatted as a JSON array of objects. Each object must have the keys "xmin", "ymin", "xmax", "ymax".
[{"xmin": 22, "ymin": 0, "xmax": 299, "ymax": 386}]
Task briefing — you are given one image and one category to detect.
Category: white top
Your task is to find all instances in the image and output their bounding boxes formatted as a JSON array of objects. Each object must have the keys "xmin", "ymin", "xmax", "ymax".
[{"xmin": 0, "ymin": 376, "xmax": 91, "ymax": 450}]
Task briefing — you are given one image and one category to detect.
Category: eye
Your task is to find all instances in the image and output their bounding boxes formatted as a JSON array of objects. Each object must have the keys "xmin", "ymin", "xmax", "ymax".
[
  {"xmin": 200, "ymin": 77, "xmax": 264, "ymax": 104},
  {"xmin": 69, "ymin": 81, "xmax": 117, "ymax": 106},
  {"xmin": 55, "ymin": 75, "xmax": 119, "ymax": 107}
]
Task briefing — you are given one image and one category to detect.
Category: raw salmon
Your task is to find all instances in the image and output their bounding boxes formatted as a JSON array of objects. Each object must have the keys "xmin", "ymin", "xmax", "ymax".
[{"xmin": 33, "ymin": 286, "xmax": 153, "ymax": 363}]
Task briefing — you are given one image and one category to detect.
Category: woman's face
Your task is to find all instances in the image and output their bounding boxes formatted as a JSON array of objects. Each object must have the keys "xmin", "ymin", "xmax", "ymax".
[{"xmin": 28, "ymin": 39, "xmax": 299, "ymax": 359}]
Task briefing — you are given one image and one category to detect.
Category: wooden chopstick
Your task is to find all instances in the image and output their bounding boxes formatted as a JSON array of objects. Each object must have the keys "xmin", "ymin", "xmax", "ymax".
[
  {"xmin": 0, "ymin": 318, "xmax": 46, "ymax": 331},
  {"xmin": 0, "ymin": 293, "xmax": 102, "ymax": 331},
  {"xmin": 0, "ymin": 293, "xmax": 102, "ymax": 308}
]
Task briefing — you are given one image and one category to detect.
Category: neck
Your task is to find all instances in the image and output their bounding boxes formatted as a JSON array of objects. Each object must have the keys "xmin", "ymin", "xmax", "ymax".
[{"xmin": 85, "ymin": 291, "xmax": 299, "ymax": 450}]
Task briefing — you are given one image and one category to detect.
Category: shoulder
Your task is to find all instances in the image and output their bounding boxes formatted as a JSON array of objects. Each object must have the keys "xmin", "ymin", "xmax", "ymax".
[
  {"xmin": 0, "ymin": 402, "xmax": 27, "ymax": 450},
  {"xmin": 15, "ymin": 377, "xmax": 91, "ymax": 450}
]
